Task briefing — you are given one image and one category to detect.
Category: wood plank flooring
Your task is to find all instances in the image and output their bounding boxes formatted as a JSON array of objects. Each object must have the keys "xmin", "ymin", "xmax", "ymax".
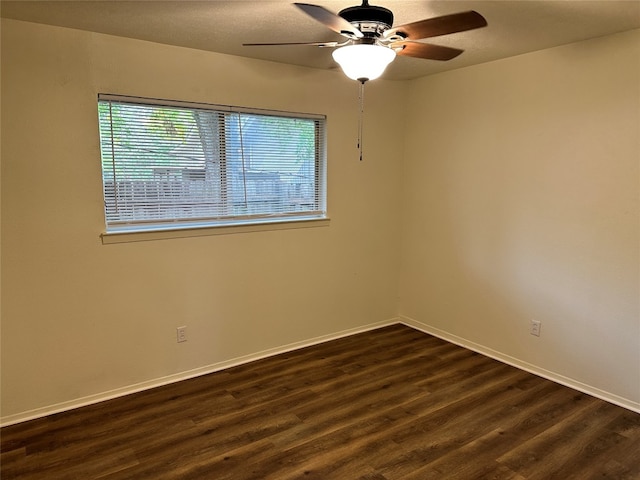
[{"xmin": 2, "ymin": 324, "xmax": 639, "ymax": 479}]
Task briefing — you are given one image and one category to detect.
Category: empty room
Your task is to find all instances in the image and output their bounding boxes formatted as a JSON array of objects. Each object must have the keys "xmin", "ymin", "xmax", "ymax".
[{"xmin": 1, "ymin": 1, "xmax": 639, "ymax": 478}]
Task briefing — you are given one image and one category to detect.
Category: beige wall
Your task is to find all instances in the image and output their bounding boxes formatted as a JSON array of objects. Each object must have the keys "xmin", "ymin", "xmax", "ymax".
[
  {"xmin": 399, "ymin": 29, "xmax": 640, "ymax": 409},
  {"xmin": 0, "ymin": 19, "xmax": 404, "ymax": 420},
  {"xmin": 2, "ymin": 19, "xmax": 639, "ymax": 422}
]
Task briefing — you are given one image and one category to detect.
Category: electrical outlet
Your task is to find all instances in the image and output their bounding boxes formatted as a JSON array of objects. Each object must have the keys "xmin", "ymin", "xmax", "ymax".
[
  {"xmin": 177, "ymin": 326, "xmax": 187, "ymax": 343},
  {"xmin": 530, "ymin": 320, "xmax": 541, "ymax": 337}
]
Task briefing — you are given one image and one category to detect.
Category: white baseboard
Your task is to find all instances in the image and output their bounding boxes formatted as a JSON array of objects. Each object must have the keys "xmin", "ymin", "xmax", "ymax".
[
  {"xmin": 399, "ymin": 315, "xmax": 640, "ymax": 414},
  {"xmin": 6, "ymin": 315, "xmax": 636, "ymax": 427},
  {"xmin": 1, "ymin": 318, "xmax": 399, "ymax": 427}
]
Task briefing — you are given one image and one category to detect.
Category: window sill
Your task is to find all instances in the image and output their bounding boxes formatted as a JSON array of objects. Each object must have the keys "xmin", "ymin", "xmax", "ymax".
[{"xmin": 101, "ymin": 217, "xmax": 331, "ymax": 244}]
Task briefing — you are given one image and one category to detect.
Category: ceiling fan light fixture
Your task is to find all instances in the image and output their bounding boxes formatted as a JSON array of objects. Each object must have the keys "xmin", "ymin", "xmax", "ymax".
[{"xmin": 332, "ymin": 44, "xmax": 396, "ymax": 82}]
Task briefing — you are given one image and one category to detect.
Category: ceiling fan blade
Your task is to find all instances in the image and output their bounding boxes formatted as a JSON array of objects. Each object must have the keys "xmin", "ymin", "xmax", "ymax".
[
  {"xmin": 393, "ymin": 41, "xmax": 464, "ymax": 61},
  {"xmin": 294, "ymin": 3, "xmax": 363, "ymax": 39},
  {"xmin": 385, "ymin": 11, "xmax": 487, "ymax": 40},
  {"xmin": 243, "ymin": 41, "xmax": 340, "ymax": 47}
]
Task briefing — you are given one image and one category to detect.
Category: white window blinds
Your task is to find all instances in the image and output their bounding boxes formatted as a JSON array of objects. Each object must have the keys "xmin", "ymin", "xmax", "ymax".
[{"xmin": 98, "ymin": 94, "xmax": 327, "ymax": 232}]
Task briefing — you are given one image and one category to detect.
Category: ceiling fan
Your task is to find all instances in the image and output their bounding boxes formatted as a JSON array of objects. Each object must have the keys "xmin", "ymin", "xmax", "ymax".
[{"xmin": 244, "ymin": 1, "xmax": 488, "ymax": 82}]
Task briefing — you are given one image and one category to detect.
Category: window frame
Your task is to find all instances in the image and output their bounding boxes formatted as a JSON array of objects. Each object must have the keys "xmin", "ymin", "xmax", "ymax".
[{"xmin": 97, "ymin": 94, "xmax": 328, "ymax": 241}]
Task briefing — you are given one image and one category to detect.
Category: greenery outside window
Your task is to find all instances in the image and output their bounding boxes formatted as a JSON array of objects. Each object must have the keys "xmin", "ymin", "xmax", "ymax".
[{"xmin": 98, "ymin": 94, "xmax": 327, "ymax": 234}]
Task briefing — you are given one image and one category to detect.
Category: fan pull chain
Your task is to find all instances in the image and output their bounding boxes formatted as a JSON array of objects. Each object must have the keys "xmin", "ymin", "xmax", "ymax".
[{"xmin": 358, "ymin": 79, "xmax": 366, "ymax": 161}]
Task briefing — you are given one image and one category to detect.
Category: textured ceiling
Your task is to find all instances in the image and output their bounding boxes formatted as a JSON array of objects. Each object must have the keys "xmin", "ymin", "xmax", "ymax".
[{"xmin": 2, "ymin": 0, "xmax": 639, "ymax": 80}]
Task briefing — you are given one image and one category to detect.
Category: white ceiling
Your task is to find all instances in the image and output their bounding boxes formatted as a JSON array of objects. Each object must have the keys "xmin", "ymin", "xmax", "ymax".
[{"xmin": 2, "ymin": 0, "xmax": 639, "ymax": 80}]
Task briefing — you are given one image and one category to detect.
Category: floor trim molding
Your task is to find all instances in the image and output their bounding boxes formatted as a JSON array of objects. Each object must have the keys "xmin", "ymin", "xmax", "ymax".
[
  {"xmin": 399, "ymin": 315, "xmax": 640, "ymax": 414},
  {"xmin": 1, "ymin": 318, "xmax": 398, "ymax": 427},
  {"xmin": 5, "ymin": 315, "xmax": 637, "ymax": 427}
]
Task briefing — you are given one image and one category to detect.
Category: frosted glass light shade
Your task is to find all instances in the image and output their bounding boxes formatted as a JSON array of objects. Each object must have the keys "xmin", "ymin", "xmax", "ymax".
[{"xmin": 332, "ymin": 44, "xmax": 396, "ymax": 82}]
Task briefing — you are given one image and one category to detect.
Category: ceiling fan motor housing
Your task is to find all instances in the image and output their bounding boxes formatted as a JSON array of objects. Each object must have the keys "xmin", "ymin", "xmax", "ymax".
[{"xmin": 339, "ymin": 3, "xmax": 394, "ymax": 36}]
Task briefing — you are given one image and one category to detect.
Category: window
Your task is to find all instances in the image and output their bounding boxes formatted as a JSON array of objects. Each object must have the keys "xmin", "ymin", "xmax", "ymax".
[{"xmin": 97, "ymin": 94, "xmax": 326, "ymax": 234}]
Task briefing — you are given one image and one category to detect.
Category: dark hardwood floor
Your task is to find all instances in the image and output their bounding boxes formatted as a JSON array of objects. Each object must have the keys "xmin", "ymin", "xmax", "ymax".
[{"xmin": 2, "ymin": 324, "xmax": 639, "ymax": 479}]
